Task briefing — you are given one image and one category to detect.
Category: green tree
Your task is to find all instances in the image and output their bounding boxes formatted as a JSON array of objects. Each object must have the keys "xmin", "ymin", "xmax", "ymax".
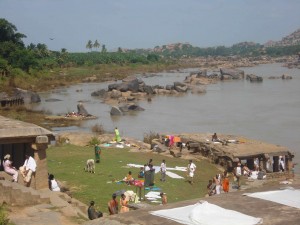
[
  {"xmin": 93, "ymin": 40, "xmax": 100, "ymax": 51},
  {"xmin": 57, "ymin": 48, "xmax": 68, "ymax": 67},
  {"xmin": 36, "ymin": 43, "xmax": 50, "ymax": 58},
  {"xmin": 0, "ymin": 57, "xmax": 10, "ymax": 77},
  {"xmin": 0, "ymin": 18, "xmax": 26, "ymax": 46},
  {"xmin": 101, "ymin": 44, "xmax": 107, "ymax": 53},
  {"xmin": 86, "ymin": 40, "xmax": 93, "ymax": 51}
]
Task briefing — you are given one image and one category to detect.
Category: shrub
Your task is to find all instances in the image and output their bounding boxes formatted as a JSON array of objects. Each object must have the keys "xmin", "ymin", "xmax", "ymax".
[
  {"xmin": 91, "ymin": 123, "xmax": 104, "ymax": 134},
  {"xmin": 89, "ymin": 136, "xmax": 100, "ymax": 146},
  {"xmin": 143, "ymin": 131, "xmax": 160, "ymax": 144},
  {"xmin": 0, "ymin": 204, "xmax": 9, "ymax": 225}
]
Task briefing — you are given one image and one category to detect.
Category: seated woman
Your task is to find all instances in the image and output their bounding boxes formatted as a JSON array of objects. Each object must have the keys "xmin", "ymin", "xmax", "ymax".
[
  {"xmin": 207, "ymin": 180, "xmax": 216, "ymax": 196},
  {"xmin": 120, "ymin": 194, "xmax": 129, "ymax": 213},
  {"xmin": 242, "ymin": 164, "xmax": 252, "ymax": 177},
  {"xmin": 48, "ymin": 174, "xmax": 61, "ymax": 192},
  {"xmin": 212, "ymin": 133, "xmax": 220, "ymax": 142},
  {"xmin": 123, "ymin": 171, "xmax": 134, "ymax": 185},
  {"xmin": 3, "ymin": 154, "xmax": 18, "ymax": 182},
  {"xmin": 138, "ymin": 167, "xmax": 144, "ymax": 178}
]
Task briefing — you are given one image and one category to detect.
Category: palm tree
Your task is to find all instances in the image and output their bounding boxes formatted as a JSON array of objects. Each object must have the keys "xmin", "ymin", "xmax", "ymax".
[
  {"xmin": 93, "ymin": 40, "xmax": 100, "ymax": 51},
  {"xmin": 36, "ymin": 43, "xmax": 50, "ymax": 57},
  {"xmin": 86, "ymin": 40, "xmax": 93, "ymax": 51},
  {"xmin": 101, "ymin": 44, "xmax": 107, "ymax": 53}
]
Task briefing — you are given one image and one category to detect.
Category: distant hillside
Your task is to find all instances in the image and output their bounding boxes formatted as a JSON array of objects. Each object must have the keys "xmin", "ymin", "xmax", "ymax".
[
  {"xmin": 264, "ymin": 28, "xmax": 300, "ymax": 47},
  {"xmin": 125, "ymin": 28, "xmax": 300, "ymax": 58}
]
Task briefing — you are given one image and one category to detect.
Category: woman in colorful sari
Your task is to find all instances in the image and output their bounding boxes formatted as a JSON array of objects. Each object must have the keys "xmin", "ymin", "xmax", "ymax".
[
  {"xmin": 222, "ymin": 170, "xmax": 230, "ymax": 193},
  {"xmin": 114, "ymin": 127, "xmax": 121, "ymax": 142},
  {"xmin": 120, "ymin": 194, "xmax": 129, "ymax": 213}
]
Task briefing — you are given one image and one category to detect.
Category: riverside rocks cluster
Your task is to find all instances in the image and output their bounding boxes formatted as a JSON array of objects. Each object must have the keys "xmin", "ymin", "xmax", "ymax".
[{"xmin": 90, "ymin": 67, "xmax": 295, "ymax": 116}]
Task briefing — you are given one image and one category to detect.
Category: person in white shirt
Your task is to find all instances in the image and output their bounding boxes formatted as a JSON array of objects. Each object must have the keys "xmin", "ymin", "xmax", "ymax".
[
  {"xmin": 234, "ymin": 162, "xmax": 242, "ymax": 189},
  {"xmin": 279, "ymin": 157, "xmax": 285, "ymax": 172},
  {"xmin": 19, "ymin": 155, "xmax": 37, "ymax": 186},
  {"xmin": 187, "ymin": 160, "xmax": 196, "ymax": 184},
  {"xmin": 160, "ymin": 160, "xmax": 166, "ymax": 182},
  {"xmin": 48, "ymin": 174, "xmax": 60, "ymax": 192}
]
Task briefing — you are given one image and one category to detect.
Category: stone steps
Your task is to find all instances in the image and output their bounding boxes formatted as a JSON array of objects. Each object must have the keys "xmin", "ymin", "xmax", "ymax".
[{"xmin": 0, "ymin": 180, "xmax": 50, "ymax": 206}]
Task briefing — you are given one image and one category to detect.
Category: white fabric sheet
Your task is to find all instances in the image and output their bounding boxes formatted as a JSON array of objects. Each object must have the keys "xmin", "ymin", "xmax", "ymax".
[
  {"xmin": 127, "ymin": 163, "xmax": 186, "ymax": 178},
  {"xmin": 145, "ymin": 191, "xmax": 161, "ymax": 199},
  {"xmin": 166, "ymin": 171, "xmax": 184, "ymax": 179},
  {"xmin": 150, "ymin": 201, "xmax": 262, "ymax": 225},
  {"xmin": 245, "ymin": 189, "xmax": 300, "ymax": 209}
]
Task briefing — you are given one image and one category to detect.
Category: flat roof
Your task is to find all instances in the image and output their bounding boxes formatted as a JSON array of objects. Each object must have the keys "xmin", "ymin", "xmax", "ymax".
[
  {"xmin": 0, "ymin": 115, "xmax": 54, "ymax": 140},
  {"xmin": 180, "ymin": 133, "xmax": 292, "ymax": 159}
]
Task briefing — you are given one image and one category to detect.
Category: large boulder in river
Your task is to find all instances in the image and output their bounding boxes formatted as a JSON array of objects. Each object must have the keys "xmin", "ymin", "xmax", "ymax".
[
  {"xmin": 109, "ymin": 76, "xmax": 140, "ymax": 93},
  {"xmin": 143, "ymin": 85, "xmax": 154, "ymax": 95},
  {"xmin": 118, "ymin": 79, "xmax": 139, "ymax": 92},
  {"xmin": 110, "ymin": 90, "xmax": 122, "ymax": 99},
  {"xmin": 110, "ymin": 106, "xmax": 123, "ymax": 116},
  {"xmin": 119, "ymin": 103, "xmax": 145, "ymax": 112},
  {"xmin": 13, "ymin": 88, "xmax": 41, "ymax": 103},
  {"xmin": 91, "ymin": 89, "xmax": 107, "ymax": 98},
  {"xmin": 174, "ymin": 82, "xmax": 188, "ymax": 92},
  {"xmin": 220, "ymin": 68, "xmax": 244, "ymax": 80},
  {"xmin": 108, "ymin": 83, "xmax": 120, "ymax": 91},
  {"xmin": 77, "ymin": 103, "xmax": 89, "ymax": 116}
]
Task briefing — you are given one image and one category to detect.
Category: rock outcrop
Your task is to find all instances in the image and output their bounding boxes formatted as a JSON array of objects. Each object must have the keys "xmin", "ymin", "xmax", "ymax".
[
  {"xmin": 220, "ymin": 68, "xmax": 244, "ymax": 80},
  {"xmin": 13, "ymin": 88, "xmax": 41, "ymax": 103}
]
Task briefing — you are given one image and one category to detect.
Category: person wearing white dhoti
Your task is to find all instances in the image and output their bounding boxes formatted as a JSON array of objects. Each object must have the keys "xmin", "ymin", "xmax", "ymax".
[
  {"xmin": 19, "ymin": 155, "xmax": 37, "ymax": 186},
  {"xmin": 187, "ymin": 160, "xmax": 196, "ymax": 184}
]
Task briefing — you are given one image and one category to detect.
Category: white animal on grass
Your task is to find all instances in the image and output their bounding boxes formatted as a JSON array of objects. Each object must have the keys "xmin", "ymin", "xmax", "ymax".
[{"xmin": 84, "ymin": 159, "xmax": 95, "ymax": 173}]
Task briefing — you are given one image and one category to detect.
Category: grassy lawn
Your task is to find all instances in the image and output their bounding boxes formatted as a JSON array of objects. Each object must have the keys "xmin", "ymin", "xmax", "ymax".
[{"xmin": 47, "ymin": 144, "xmax": 220, "ymax": 212}]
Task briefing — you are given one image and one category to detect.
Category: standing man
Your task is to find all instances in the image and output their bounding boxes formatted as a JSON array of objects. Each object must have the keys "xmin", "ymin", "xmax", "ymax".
[
  {"xmin": 160, "ymin": 159, "xmax": 166, "ymax": 182},
  {"xmin": 94, "ymin": 144, "xmax": 101, "ymax": 163},
  {"xmin": 19, "ymin": 154, "xmax": 37, "ymax": 187},
  {"xmin": 187, "ymin": 160, "xmax": 196, "ymax": 184},
  {"xmin": 234, "ymin": 162, "xmax": 242, "ymax": 189}
]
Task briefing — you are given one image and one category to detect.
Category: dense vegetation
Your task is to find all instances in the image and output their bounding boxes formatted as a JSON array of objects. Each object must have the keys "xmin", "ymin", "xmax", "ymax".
[
  {"xmin": 0, "ymin": 18, "xmax": 161, "ymax": 88},
  {"xmin": 135, "ymin": 42, "xmax": 300, "ymax": 58},
  {"xmin": 0, "ymin": 17, "xmax": 299, "ymax": 91}
]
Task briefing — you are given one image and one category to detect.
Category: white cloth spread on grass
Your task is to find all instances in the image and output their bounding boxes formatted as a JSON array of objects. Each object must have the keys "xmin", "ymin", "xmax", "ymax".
[
  {"xmin": 245, "ymin": 189, "xmax": 300, "ymax": 209},
  {"xmin": 145, "ymin": 191, "xmax": 161, "ymax": 201},
  {"xmin": 150, "ymin": 201, "xmax": 262, "ymax": 225},
  {"xmin": 127, "ymin": 163, "xmax": 185, "ymax": 178},
  {"xmin": 166, "ymin": 171, "xmax": 184, "ymax": 179}
]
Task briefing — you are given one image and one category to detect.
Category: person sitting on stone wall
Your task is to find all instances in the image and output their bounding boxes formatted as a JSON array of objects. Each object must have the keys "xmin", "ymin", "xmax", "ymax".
[
  {"xmin": 48, "ymin": 174, "xmax": 61, "ymax": 192},
  {"xmin": 88, "ymin": 200, "xmax": 103, "ymax": 220},
  {"xmin": 19, "ymin": 154, "xmax": 37, "ymax": 186},
  {"xmin": 2, "ymin": 154, "xmax": 18, "ymax": 182}
]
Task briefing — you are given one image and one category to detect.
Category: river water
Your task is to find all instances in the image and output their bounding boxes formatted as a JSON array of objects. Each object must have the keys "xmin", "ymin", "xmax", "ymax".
[{"xmin": 32, "ymin": 63, "xmax": 300, "ymax": 167}]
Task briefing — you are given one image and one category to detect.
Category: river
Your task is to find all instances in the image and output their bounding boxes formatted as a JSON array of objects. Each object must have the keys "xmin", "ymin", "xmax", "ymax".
[{"xmin": 32, "ymin": 63, "xmax": 300, "ymax": 168}]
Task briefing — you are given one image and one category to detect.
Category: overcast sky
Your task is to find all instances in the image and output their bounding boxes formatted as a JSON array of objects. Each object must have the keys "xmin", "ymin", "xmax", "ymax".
[{"xmin": 1, "ymin": 0, "xmax": 300, "ymax": 52}]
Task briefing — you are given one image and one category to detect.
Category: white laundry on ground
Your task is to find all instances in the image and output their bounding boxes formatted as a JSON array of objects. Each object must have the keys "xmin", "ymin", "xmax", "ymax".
[
  {"xmin": 245, "ymin": 189, "xmax": 300, "ymax": 209},
  {"xmin": 150, "ymin": 201, "xmax": 262, "ymax": 225},
  {"xmin": 127, "ymin": 163, "xmax": 186, "ymax": 178},
  {"xmin": 166, "ymin": 171, "xmax": 184, "ymax": 179},
  {"xmin": 145, "ymin": 191, "xmax": 161, "ymax": 201}
]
